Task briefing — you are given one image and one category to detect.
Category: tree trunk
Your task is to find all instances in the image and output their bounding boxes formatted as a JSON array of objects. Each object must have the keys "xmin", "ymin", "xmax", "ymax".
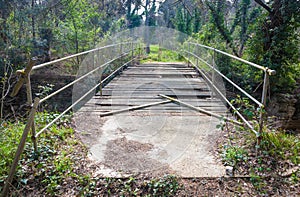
[
  {"xmin": 31, "ymin": 0, "xmax": 36, "ymax": 41},
  {"xmin": 72, "ymin": 17, "xmax": 79, "ymax": 64},
  {"xmin": 145, "ymin": 0, "xmax": 150, "ymax": 54}
]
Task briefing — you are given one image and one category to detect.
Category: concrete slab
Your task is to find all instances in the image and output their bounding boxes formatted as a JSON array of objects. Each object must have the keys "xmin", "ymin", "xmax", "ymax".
[{"xmin": 74, "ymin": 110, "xmax": 226, "ymax": 177}]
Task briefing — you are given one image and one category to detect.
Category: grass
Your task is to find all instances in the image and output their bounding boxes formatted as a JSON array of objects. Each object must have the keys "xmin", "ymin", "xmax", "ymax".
[
  {"xmin": 0, "ymin": 121, "xmax": 25, "ymax": 185},
  {"xmin": 260, "ymin": 129, "xmax": 300, "ymax": 164},
  {"xmin": 0, "ymin": 112, "xmax": 80, "ymax": 194},
  {"xmin": 219, "ymin": 95, "xmax": 300, "ymax": 194},
  {"xmin": 141, "ymin": 45, "xmax": 185, "ymax": 63}
]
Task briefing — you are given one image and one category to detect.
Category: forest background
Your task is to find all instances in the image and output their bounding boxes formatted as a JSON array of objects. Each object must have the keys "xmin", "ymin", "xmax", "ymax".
[{"xmin": 0, "ymin": 0, "xmax": 299, "ymax": 112}]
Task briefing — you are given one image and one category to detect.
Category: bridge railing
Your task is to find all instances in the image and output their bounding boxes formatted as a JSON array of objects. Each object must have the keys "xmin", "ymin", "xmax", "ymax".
[
  {"xmin": 182, "ymin": 42, "xmax": 275, "ymax": 141},
  {"xmin": 2, "ymin": 41, "xmax": 140, "ymax": 196}
]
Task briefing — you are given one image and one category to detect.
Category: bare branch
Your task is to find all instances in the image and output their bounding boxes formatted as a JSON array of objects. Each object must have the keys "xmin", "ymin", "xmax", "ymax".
[{"xmin": 253, "ymin": 0, "xmax": 272, "ymax": 13}]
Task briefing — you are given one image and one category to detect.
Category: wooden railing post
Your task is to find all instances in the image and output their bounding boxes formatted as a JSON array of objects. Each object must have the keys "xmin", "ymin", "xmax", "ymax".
[
  {"xmin": 10, "ymin": 58, "xmax": 38, "ymax": 152},
  {"xmin": 1, "ymin": 97, "xmax": 40, "ymax": 197},
  {"xmin": 258, "ymin": 69, "xmax": 269, "ymax": 145}
]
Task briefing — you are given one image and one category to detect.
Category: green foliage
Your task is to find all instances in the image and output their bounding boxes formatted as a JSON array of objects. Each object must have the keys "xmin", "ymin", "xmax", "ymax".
[
  {"xmin": 0, "ymin": 112, "xmax": 75, "ymax": 193},
  {"xmin": 146, "ymin": 175, "xmax": 179, "ymax": 196},
  {"xmin": 55, "ymin": 0, "xmax": 102, "ymax": 55},
  {"xmin": 260, "ymin": 131, "xmax": 300, "ymax": 164},
  {"xmin": 0, "ymin": 121, "xmax": 25, "ymax": 186},
  {"xmin": 73, "ymin": 175, "xmax": 180, "ymax": 196},
  {"xmin": 192, "ymin": 0, "xmax": 300, "ymax": 94},
  {"xmin": 141, "ymin": 45, "xmax": 185, "ymax": 63},
  {"xmin": 35, "ymin": 84, "xmax": 54, "ymax": 97},
  {"xmin": 246, "ymin": 11, "xmax": 300, "ymax": 92},
  {"xmin": 230, "ymin": 95, "xmax": 262, "ymax": 121},
  {"xmin": 174, "ymin": 7, "xmax": 193, "ymax": 35},
  {"xmin": 222, "ymin": 145, "xmax": 248, "ymax": 167}
]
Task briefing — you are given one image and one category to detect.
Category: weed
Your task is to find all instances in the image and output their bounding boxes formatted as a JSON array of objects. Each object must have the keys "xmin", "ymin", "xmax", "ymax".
[
  {"xmin": 146, "ymin": 175, "xmax": 179, "ymax": 196},
  {"xmin": 35, "ymin": 84, "xmax": 54, "ymax": 97},
  {"xmin": 222, "ymin": 145, "xmax": 248, "ymax": 167},
  {"xmin": 0, "ymin": 121, "xmax": 26, "ymax": 190},
  {"xmin": 249, "ymin": 171, "xmax": 268, "ymax": 194},
  {"xmin": 230, "ymin": 95, "xmax": 263, "ymax": 121},
  {"xmin": 260, "ymin": 130, "xmax": 300, "ymax": 164}
]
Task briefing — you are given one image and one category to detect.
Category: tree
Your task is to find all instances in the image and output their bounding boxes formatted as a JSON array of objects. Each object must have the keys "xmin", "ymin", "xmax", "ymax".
[
  {"xmin": 124, "ymin": 0, "xmax": 142, "ymax": 28},
  {"xmin": 205, "ymin": 0, "xmax": 257, "ymax": 57},
  {"xmin": 140, "ymin": 0, "xmax": 159, "ymax": 53},
  {"xmin": 159, "ymin": 0, "xmax": 205, "ymax": 34},
  {"xmin": 249, "ymin": 0, "xmax": 300, "ymax": 91}
]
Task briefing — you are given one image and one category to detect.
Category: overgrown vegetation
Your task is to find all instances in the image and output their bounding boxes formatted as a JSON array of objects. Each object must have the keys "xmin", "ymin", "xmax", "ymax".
[{"xmin": 220, "ymin": 96, "xmax": 300, "ymax": 193}]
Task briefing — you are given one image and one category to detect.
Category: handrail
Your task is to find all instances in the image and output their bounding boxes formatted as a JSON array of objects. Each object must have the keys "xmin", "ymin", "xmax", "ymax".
[
  {"xmin": 3, "ymin": 42, "xmax": 139, "ymax": 194},
  {"xmin": 39, "ymin": 51, "xmax": 130, "ymax": 104},
  {"xmin": 34, "ymin": 40, "xmax": 139, "ymax": 136},
  {"xmin": 184, "ymin": 50, "xmax": 263, "ymax": 107},
  {"xmin": 182, "ymin": 42, "xmax": 276, "ymax": 143},
  {"xmin": 10, "ymin": 41, "xmax": 139, "ymax": 140},
  {"xmin": 35, "ymin": 57, "xmax": 137, "ymax": 137},
  {"xmin": 188, "ymin": 58, "xmax": 257, "ymax": 135},
  {"xmin": 188, "ymin": 42, "xmax": 276, "ymax": 76},
  {"xmin": 32, "ymin": 42, "xmax": 136, "ymax": 70}
]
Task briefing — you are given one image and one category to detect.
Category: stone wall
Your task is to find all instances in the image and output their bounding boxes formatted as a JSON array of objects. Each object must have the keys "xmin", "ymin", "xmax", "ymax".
[{"xmin": 268, "ymin": 93, "xmax": 300, "ymax": 130}]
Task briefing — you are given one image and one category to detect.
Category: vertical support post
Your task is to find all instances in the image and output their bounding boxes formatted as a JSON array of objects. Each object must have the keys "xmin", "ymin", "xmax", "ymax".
[
  {"xmin": 25, "ymin": 73, "xmax": 33, "ymax": 105},
  {"xmin": 211, "ymin": 49, "xmax": 216, "ymax": 99},
  {"xmin": 93, "ymin": 51, "xmax": 95, "ymax": 69},
  {"xmin": 196, "ymin": 45, "xmax": 199, "ymax": 72},
  {"xmin": 98, "ymin": 48, "xmax": 103, "ymax": 96},
  {"xmin": 24, "ymin": 59, "xmax": 38, "ymax": 153},
  {"xmin": 25, "ymin": 74, "xmax": 38, "ymax": 152},
  {"xmin": 258, "ymin": 69, "xmax": 269, "ymax": 145},
  {"xmin": 138, "ymin": 42, "xmax": 141, "ymax": 64},
  {"xmin": 120, "ymin": 43, "xmax": 123, "ymax": 57},
  {"xmin": 131, "ymin": 41, "xmax": 134, "ymax": 62},
  {"xmin": 100, "ymin": 81, "xmax": 103, "ymax": 96},
  {"xmin": 187, "ymin": 43, "xmax": 190, "ymax": 67},
  {"xmin": 9, "ymin": 58, "xmax": 37, "ymax": 152},
  {"xmin": 1, "ymin": 98, "xmax": 40, "ymax": 197},
  {"xmin": 120, "ymin": 43, "xmax": 123, "ymax": 70},
  {"xmin": 139, "ymin": 42, "xmax": 142, "ymax": 56}
]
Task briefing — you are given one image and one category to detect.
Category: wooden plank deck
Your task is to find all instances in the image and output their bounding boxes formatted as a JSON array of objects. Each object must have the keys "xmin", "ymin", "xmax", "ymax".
[{"xmin": 79, "ymin": 62, "xmax": 228, "ymax": 116}]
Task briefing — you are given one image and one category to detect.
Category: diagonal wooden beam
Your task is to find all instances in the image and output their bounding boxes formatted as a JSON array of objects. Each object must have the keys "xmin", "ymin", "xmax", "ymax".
[
  {"xmin": 158, "ymin": 94, "xmax": 243, "ymax": 126},
  {"xmin": 99, "ymin": 100, "xmax": 172, "ymax": 117},
  {"xmin": 10, "ymin": 58, "xmax": 36, "ymax": 97}
]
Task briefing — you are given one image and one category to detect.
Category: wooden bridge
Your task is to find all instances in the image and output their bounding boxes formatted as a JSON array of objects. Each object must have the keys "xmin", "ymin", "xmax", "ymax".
[
  {"xmin": 74, "ymin": 61, "xmax": 229, "ymax": 177},
  {"xmin": 3, "ymin": 36, "xmax": 275, "ymax": 194}
]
